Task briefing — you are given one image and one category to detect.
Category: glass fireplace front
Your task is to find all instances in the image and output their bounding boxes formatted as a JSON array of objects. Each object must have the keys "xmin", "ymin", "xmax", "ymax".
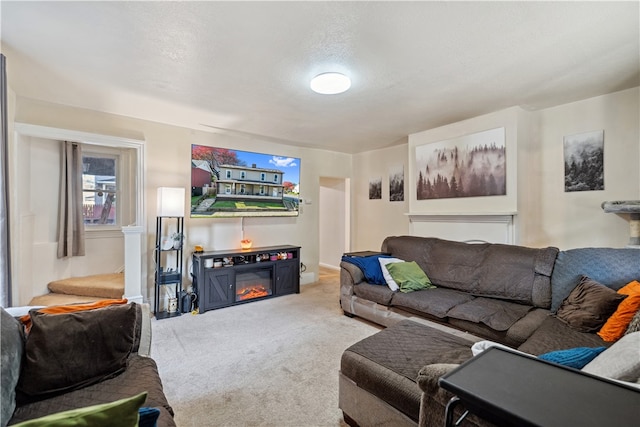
[{"xmin": 235, "ymin": 267, "xmax": 273, "ymax": 302}]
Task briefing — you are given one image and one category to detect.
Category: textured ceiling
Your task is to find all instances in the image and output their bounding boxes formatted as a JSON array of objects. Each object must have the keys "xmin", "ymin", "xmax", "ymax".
[{"xmin": 2, "ymin": 1, "xmax": 638, "ymax": 154}]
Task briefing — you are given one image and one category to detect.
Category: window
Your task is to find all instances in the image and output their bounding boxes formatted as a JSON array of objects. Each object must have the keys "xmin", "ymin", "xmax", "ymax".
[
  {"xmin": 82, "ymin": 153, "xmax": 118, "ymax": 226},
  {"xmin": 240, "ymin": 184, "xmax": 246, "ymax": 194},
  {"xmin": 273, "ymin": 174, "xmax": 278, "ymax": 183},
  {"xmin": 226, "ymin": 170, "xmax": 232, "ymax": 179},
  {"xmin": 240, "ymin": 171, "xmax": 246, "ymax": 179},
  {"xmin": 259, "ymin": 185, "xmax": 265, "ymax": 195},
  {"xmin": 260, "ymin": 172, "xmax": 266, "ymax": 181}
]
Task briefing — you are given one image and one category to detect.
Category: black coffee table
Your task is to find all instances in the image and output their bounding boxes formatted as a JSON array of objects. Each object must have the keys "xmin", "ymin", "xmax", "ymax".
[{"xmin": 439, "ymin": 346, "xmax": 640, "ymax": 427}]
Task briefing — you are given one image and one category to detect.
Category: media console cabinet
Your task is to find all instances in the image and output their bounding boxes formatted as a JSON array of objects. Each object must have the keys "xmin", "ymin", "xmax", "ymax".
[{"xmin": 192, "ymin": 244, "xmax": 301, "ymax": 313}]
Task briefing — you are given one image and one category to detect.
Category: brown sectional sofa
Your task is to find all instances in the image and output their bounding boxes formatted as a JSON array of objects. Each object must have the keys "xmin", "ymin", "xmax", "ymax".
[
  {"xmin": 338, "ymin": 236, "xmax": 640, "ymax": 427},
  {"xmin": 1, "ymin": 303, "xmax": 176, "ymax": 427}
]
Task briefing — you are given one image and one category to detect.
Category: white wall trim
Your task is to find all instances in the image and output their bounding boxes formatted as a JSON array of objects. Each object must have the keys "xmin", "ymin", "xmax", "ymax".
[
  {"xmin": 407, "ymin": 212, "xmax": 517, "ymax": 244},
  {"xmin": 14, "ymin": 123, "xmax": 146, "ymax": 226},
  {"xmin": 12, "ymin": 123, "xmax": 146, "ymax": 303}
]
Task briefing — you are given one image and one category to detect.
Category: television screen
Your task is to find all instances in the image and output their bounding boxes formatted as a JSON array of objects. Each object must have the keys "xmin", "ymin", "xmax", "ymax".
[{"xmin": 191, "ymin": 144, "xmax": 300, "ymax": 218}]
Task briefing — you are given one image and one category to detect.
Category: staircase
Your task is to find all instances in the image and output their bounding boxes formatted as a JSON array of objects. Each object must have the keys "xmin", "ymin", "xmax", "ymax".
[{"xmin": 28, "ymin": 273, "xmax": 125, "ymax": 306}]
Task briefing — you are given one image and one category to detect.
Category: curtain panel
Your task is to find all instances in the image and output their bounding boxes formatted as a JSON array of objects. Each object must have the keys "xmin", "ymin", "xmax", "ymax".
[{"xmin": 57, "ymin": 141, "xmax": 86, "ymax": 258}]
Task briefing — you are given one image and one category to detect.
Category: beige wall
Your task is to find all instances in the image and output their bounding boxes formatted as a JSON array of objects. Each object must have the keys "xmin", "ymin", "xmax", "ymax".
[
  {"xmin": 525, "ymin": 87, "xmax": 640, "ymax": 249},
  {"xmin": 351, "ymin": 88, "xmax": 639, "ymax": 251},
  {"xmin": 6, "ymin": 72, "xmax": 638, "ymax": 304},
  {"xmin": 351, "ymin": 142, "xmax": 410, "ymax": 252},
  {"xmin": 11, "ymin": 98, "xmax": 352, "ymax": 304}
]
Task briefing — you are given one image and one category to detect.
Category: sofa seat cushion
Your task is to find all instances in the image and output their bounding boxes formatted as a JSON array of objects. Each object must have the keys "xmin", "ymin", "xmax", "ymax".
[
  {"xmin": 517, "ymin": 316, "xmax": 607, "ymax": 356},
  {"xmin": 446, "ymin": 297, "xmax": 533, "ymax": 331},
  {"xmin": 353, "ymin": 282, "xmax": 395, "ymax": 306},
  {"xmin": 340, "ymin": 320, "xmax": 474, "ymax": 422},
  {"xmin": 10, "ymin": 355, "xmax": 176, "ymax": 427},
  {"xmin": 390, "ymin": 288, "xmax": 474, "ymax": 318}
]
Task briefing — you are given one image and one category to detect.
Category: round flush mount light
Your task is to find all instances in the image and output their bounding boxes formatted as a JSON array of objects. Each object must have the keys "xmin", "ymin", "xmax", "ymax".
[{"xmin": 310, "ymin": 72, "xmax": 351, "ymax": 94}]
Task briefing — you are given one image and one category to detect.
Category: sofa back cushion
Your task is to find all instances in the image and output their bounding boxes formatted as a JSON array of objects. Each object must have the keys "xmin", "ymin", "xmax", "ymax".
[
  {"xmin": 381, "ymin": 236, "xmax": 558, "ymax": 307},
  {"xmin": 550, "ymin": 247, "xmax": 640, "ymax": 313},
  {"xmin": 17, "ymin": 303, "xmax": 138, "ymax": 401}
]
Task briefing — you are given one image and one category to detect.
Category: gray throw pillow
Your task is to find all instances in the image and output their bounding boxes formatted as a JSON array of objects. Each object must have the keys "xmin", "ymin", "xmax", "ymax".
[
  {"xmin": 582, "ymin": 331, "xmax": 640, "ymax": 382},
  {"xmin": 1, "ymin": 308, "xmax": 24, "ymax": 427},
  {"xmin": 17, "ymin": 303, "xmax": 137, "ymax": 400},
  {"xmin": 624, "ymin": 309, "xmax": 640, "ymax": 335}
]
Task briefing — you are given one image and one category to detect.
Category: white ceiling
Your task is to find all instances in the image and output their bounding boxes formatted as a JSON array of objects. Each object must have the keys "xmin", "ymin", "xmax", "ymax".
[{"xmin": 2, "ymin": 1, "xmax": 638, "ymax": 154}]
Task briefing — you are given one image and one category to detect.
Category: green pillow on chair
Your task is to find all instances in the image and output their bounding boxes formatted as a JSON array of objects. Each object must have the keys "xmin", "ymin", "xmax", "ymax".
[
  {"xmin": 11, "ymin": 392, "xmax": 147, "ymax": 427},
  {"xmin": 386, "ymin": 261, "xmax": 436, "ymax": 293}
]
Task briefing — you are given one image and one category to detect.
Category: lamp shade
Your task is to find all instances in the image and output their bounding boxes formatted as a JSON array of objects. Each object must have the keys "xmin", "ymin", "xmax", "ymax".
[{"xmin": 157, "ymin": 187, "xmax": 185, "ymax": 217}]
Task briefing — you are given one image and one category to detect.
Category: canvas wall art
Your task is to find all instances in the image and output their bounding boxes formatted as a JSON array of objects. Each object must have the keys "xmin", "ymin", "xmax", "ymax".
[
  {"xmin": 389, "ymin": 165, "xmax": 404, "ymax": 202},
  {"xmin": 369, "ymin": 177, "xmax": 382, "ymax": 200},
  {"xmin": 415, "ymin": 127, "xmax": 506, "ymax": 200},
  {"xmin": 563, "ymin": 130, "xmax": 604, "ymax": 192}
]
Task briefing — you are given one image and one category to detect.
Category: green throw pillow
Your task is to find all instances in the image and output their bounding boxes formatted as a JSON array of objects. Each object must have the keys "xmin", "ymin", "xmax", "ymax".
[
  {"xmin": 11, "ymin": 392, "xmax": 147, "ymax": 427},
  {"xmin": 386, "ymin": 261, "xmax": 436, "ymax": 293}
]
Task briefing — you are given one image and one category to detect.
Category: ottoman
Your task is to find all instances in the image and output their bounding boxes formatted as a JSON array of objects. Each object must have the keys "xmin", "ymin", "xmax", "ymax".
[{"xmin": 339, "ymin": 319, "xmax": 475, "ymax": 426}]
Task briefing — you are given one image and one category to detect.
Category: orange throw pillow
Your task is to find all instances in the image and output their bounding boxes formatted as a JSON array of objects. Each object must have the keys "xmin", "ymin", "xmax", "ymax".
[
  {"xmin": 598, "ymin": 280, "xmax": 640, "ymax": 342},
  {"xmin": 19, "ymin": 299, "xmax": 128, "ymax": 333}
]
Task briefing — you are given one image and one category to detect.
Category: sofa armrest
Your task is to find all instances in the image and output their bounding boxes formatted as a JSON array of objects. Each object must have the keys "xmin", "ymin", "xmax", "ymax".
[
  {"xmin": 341, "ymin": 261, "xmax": 365, "ymax": 289},
  {"xmin": 416, "ymin": 363, "xmax": 459, "ymax": 396},
  {"xmin": 137, "ymin": 303, "xmax": 152, "ymax": 356}
]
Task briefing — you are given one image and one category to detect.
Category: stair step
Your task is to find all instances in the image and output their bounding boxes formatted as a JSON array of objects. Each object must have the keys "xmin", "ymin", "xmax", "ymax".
[
  {"xmin": 28, "ymin": 293, "xmax": 109, "ymax": 307},
  {"xmin": 47, "ymin": 273, "xmax": 125, "ymax": 299}
]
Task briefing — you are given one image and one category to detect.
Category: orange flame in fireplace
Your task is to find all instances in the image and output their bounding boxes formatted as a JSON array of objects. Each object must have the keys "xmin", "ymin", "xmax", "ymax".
[{"xmin": 237, "ymin": 285, "xmax": 269, "ymax": 301}]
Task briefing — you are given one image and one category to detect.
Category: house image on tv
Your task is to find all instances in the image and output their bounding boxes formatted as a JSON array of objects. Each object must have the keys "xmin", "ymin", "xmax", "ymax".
[
  {"xmin": 216, "ymin": 164, "xmax": 284, "ymax": 199},
  {"xmin": 191, "ymin": 159, "xmax": 214, "ymax": 196}
]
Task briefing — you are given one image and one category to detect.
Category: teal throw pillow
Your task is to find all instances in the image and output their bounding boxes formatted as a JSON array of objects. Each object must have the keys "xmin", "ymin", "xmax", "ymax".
[
  {"xmin": 11, "ymin": 392, "xmax": 147, "ymax": 427},
  {"xmin": 385, "ymin": 261, "xmax": 436, "ymax": 293},
  {"xmin": 538, "ymin": 347, "xmax": 607, "ymax": 369},
  {"xmin": 138, "ymin": 406, "xmax": 161, "ymax": 427}
]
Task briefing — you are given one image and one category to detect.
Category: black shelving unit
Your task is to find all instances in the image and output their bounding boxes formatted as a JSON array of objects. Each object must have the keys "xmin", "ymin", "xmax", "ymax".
[{"xmin": 154, "ymin": 216, "xmax": 184, "ymax": 319}]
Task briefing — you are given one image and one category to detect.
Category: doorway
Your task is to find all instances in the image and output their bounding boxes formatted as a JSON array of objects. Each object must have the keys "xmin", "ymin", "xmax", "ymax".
[{"xmin": 319, "ymin": 177, "xmax": 350, "ymax": 269}]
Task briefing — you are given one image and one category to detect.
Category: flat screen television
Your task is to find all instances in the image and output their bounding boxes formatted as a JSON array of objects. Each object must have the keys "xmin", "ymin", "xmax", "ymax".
[{"xmin": 191, "ymin": 144, "xmax": 300, "ymax": 218}]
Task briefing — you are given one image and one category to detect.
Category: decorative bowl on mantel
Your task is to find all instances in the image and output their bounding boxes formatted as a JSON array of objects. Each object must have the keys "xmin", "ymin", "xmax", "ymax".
[{"xmin": 240, "ymin": 239, "xmax": 253, "ymax": 249}]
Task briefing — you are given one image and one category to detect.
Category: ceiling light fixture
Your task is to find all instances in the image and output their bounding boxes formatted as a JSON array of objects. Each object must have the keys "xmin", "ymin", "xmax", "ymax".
[{"xmin": 310, "ymin": 72, "xmax": 351, "ymax": 95}]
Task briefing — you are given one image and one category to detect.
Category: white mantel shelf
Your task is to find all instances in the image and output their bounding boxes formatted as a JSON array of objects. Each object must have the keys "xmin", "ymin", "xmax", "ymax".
[
  {"xmin": 405, "ymin": 212, "xmax": 517, "ymax": 244},
  {"xmin": 406, "ymin": 212, "xmax": 517, "ymax": 217}
]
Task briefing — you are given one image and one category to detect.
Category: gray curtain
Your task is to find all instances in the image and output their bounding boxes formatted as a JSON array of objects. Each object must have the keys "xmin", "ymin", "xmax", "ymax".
[
  {"xmin": 57, "ymin": 141, "xmax": 85, "ymax": 258},
  {"xmin": 0, "ymin": 54, "xmax": 10, "ymax": 306}
]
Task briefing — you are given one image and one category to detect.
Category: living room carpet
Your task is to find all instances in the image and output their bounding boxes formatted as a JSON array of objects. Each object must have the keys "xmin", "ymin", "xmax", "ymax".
[{"xmin": 151, "ymin": 268, "xmax": 381, "ymax": 427}]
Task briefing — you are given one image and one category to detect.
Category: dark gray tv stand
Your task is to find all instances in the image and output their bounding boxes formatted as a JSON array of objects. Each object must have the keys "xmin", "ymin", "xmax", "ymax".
[{"xmin": 192, "ymin": 245, "xmax": 301, "ymax": 313}]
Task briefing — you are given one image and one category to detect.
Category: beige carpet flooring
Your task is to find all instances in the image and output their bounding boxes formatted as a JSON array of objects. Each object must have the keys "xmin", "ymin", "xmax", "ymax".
[{"xmin": 151, "ymin": 268, "xmax": 382, "ymax": 427}]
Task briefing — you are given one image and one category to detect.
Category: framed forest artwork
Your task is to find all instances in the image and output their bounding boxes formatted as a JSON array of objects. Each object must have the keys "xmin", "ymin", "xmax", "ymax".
[
  {"xmin": 563, "ymin": 130, "xmax": 604, "ymax": 192},
  {"xmin": 389, "ymin": 164, "xmax": 404, "ymax": 202},
  {"xmin": 415, "ymin": 127, "xmax": 506, "ymax": 200},
  {"xmin": 369, "ymin": 177, "xmax": 382, "ymax": 200}
]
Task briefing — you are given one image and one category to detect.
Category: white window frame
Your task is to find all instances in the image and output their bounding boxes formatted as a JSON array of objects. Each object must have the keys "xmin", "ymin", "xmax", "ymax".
[
  {"xmin": 81, "ymin": 145, "xmax": 133, "ymax": 237},
  {"xmin": 240, "ymin": 171, "xmax": 246, "ymax": 179},
  {"xmin": 273, "ymin": 174, "xmax": 278, "ymax": 183},
  {"xmin": 260, "ymin": 172, "xmax": 266, "ymax": 181},
  {"xmin": 226, "ymin": 170, "xmax": 232, "ymax": 179}
]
